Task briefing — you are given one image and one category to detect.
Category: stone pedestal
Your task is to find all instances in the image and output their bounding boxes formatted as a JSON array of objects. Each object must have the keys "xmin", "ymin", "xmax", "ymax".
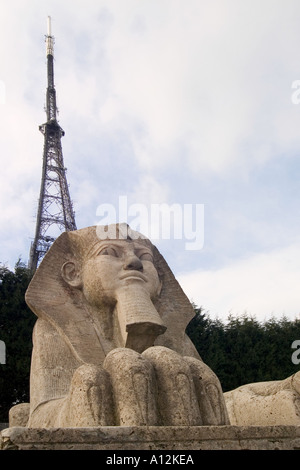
[{"xmin": 1, "ymin": 425, "xmax": 300, "ymax": 450}]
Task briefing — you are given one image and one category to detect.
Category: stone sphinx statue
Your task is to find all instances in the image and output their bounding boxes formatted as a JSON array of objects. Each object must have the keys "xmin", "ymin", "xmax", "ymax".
[
  {"xmin": 224, "ymin": 371, "xmax": 300, "ymax": 426},
  {"xmin": 22, "ymin": 224, "xmax": 229, "ymax": 428}
]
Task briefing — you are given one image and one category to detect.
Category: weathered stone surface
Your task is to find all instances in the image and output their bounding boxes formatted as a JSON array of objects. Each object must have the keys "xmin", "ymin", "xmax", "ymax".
[
  {"xmin": 225, "ymin": 372, "xmax": 300, "ymax": 426},
  {"xmin": 9, "ymin": 403, "xmax": 30, "ymax": 427},
  {"xmin": 20, "ymin": 224, "xmax": 229, "ymax": 428},
  {"xmin": 1, "ymin": 425, "xmax": 300, "ymax": 450}
]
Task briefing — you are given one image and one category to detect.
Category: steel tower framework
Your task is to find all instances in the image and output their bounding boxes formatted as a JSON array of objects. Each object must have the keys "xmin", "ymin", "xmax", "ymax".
[{"xmin": 28, "ymin": 17, "xmax": 76, "ymax": 272}]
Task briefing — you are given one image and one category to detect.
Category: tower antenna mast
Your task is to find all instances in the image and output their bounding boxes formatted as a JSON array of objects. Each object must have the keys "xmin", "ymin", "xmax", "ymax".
[{"xmin": 28, "ymin": 16, "xmax": 77, "ymax": 273}]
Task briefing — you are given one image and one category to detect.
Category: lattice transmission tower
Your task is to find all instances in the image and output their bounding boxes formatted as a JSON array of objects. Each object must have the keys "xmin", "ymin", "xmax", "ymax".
[{"xmin": 28, "ymin": 17, "xmax": 77, "ymax": 272}]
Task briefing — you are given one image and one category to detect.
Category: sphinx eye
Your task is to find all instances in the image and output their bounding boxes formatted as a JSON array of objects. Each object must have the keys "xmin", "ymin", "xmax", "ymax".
[
  {"xmin": 139, "ymin": 252, "xmax": 154, "ymax": 262},
  {"xmin": 98, "ymin": 246, "xmax": 119, "ymax": 257}
]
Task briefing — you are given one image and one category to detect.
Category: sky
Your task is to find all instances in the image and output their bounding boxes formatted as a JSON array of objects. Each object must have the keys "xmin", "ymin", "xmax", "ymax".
[{"xmin": 1, "ymin": 0, "xmax": 300, "ymax": 323}]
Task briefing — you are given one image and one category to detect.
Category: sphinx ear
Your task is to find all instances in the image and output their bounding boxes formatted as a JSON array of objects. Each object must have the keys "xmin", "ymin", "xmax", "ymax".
[{"xmin": 61, "ymin": 261, "xmax": 82, "ymax": 288}]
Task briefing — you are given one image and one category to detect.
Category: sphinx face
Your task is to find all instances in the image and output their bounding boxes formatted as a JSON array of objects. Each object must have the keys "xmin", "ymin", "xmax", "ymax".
[{"xmin": 81, "ymin": 239, "xmax": 162, "ymax": 308}]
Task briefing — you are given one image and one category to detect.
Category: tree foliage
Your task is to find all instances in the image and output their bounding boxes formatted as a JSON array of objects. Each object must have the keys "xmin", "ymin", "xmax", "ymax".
[
  {"xmin": 0, "ymin": 261, "xmax": 35, "ymax": 422},
  {"xmin": 186, "ymin": 307, "xmax": 300, "ymax": 392}
]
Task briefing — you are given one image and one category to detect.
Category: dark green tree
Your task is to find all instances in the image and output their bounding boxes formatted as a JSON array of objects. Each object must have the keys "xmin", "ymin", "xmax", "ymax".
[
  {"xmin": 187, "ymin": 308, "xmax": 300, "ymax": 392},
  {"xmin": 0, "ymin": 261, "xmax": 35, "ymax": 422},
  {"xmin": 261, "ymin": 315, "xmax": 300, "ymax": 381}
]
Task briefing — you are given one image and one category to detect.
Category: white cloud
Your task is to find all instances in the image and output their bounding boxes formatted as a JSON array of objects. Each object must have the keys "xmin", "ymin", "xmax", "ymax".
[
  {"xmin": 178, "ymin": 242, "xmax": 300, "ymax": 322},
  {"xmin": 97, "ymin": 0, "xmax": 300, "ymax": 176}
]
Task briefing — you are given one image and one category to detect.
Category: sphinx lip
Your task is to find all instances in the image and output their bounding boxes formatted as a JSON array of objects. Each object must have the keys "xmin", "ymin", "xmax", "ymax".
[{"xmin": 119, "ymin": 271, "xmax": 148, "ymax": 282}]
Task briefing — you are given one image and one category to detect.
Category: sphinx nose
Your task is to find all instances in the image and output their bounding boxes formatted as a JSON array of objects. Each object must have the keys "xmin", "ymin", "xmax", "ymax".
[{"xmin": 123, "ymin": 254, "xmax": 143, "ymax": 271}]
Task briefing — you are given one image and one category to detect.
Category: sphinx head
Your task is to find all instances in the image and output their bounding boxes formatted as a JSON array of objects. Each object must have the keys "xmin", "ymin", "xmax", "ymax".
[
  {"xmin": 61, "ymin": 231, "xmax": 162, "ymax": 309},
  {"xmin": 26, "ymin": 223, "xmax": 198, "ymax": 359}
]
